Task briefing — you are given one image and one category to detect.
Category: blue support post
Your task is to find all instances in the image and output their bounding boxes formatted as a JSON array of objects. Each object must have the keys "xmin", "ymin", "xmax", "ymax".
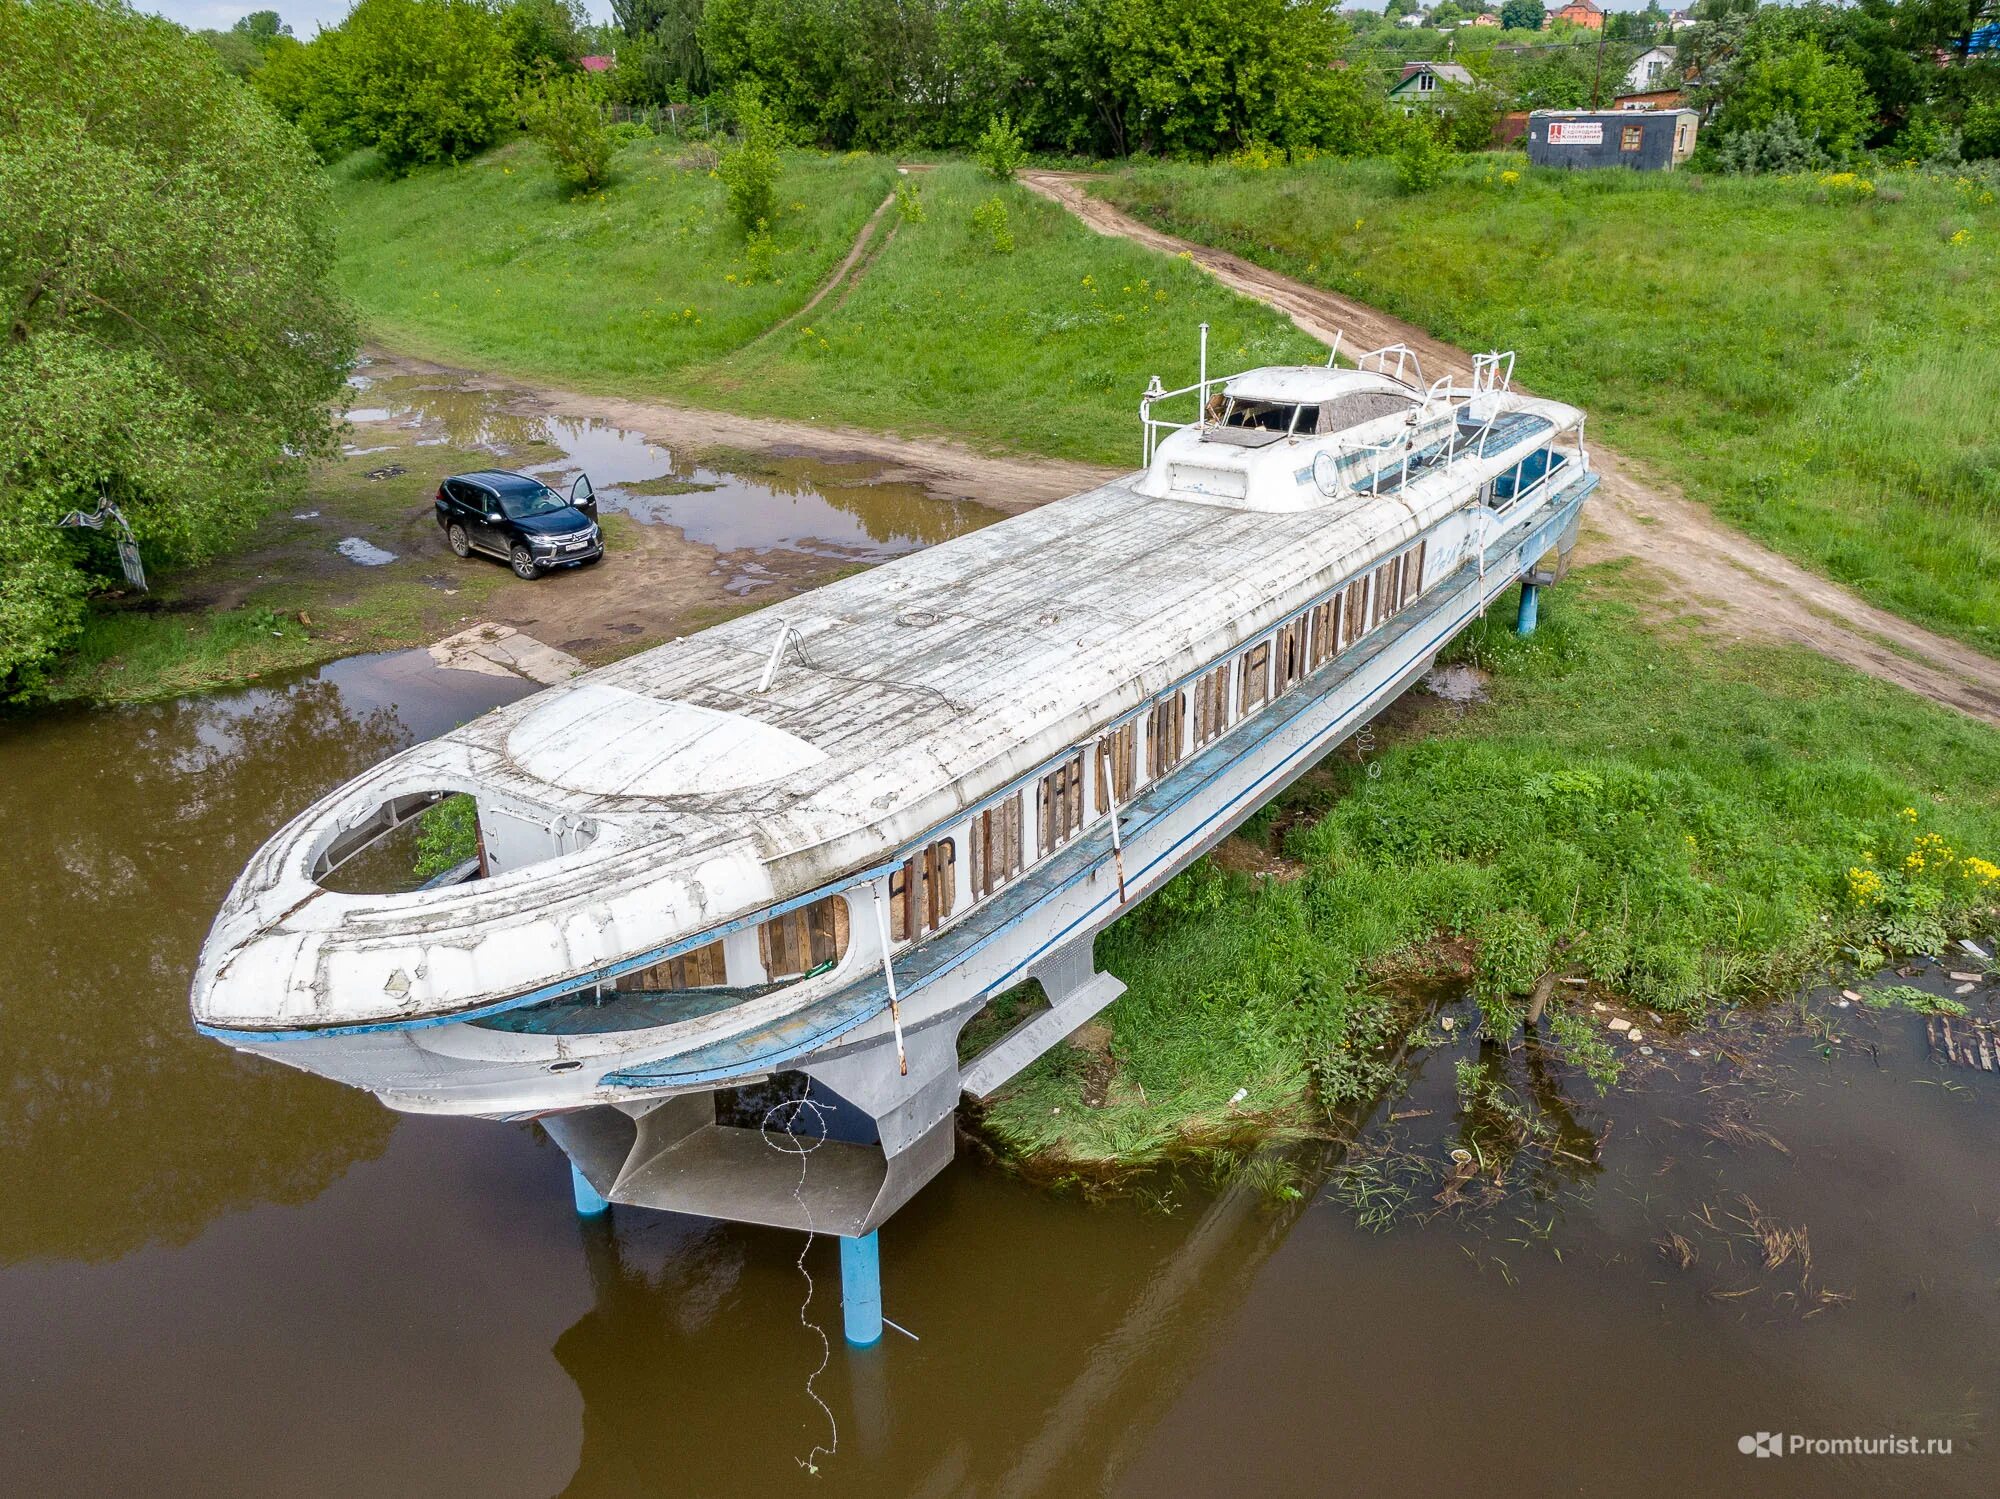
[
  {"xmin": 1516, "ymin": 581, "xmax": 1539, "ymax": 637},
  {"xmin": 840, "ymin": 1232, "xmax": 883, "ymax": 1347},
  {"xmin": 570, "ymin": 1160, "xmax": 610, "ymax": 1217}
]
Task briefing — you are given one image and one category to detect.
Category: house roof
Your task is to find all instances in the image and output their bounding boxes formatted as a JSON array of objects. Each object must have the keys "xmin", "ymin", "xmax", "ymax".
[
  {"xmin": 1392, "ymin": 61, "xmax": 1476, "ymax": 89},
  {"xmin": 579, "ymin": 54, "xmax": 614, "ymax": 71}
]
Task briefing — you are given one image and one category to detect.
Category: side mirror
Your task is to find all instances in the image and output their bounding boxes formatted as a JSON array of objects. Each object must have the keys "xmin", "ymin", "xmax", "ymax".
[
  {"xmin": 571, "ymin": 473, "xmax": 597, "ymax": 518},
  {"xmin": 487, "ymin": 509, "xmax": 502, "ymax": 523}
]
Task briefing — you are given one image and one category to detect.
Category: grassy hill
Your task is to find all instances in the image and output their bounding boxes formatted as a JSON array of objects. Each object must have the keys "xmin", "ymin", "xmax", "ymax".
[
  {"xmin": 1093, "ymin": 157, "xmax": 2000, "ymax": 653},
  {"xmin": 331, "ymin": 146, "xmax": 1321, "ymax": 464}
]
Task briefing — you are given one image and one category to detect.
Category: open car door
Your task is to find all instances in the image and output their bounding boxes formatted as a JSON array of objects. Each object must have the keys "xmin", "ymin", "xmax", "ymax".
[{"xmin": 570, "ymin": 473, "xmax": 597, "ymax": 519}]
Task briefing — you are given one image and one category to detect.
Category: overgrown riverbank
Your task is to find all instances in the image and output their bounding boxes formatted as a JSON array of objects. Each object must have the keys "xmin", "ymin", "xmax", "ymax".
[
  {"xmin": 1091, "ymin": 157, "xmax": 2000, "ymax": 653},
  {"xmin": 978, "ymin": 563, "xmax": 2000, "ymax": 1171}
]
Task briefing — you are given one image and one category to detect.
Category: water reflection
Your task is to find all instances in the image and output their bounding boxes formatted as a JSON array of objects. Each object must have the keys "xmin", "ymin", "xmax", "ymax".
[
  {"xmin": 0, "ymin": 652, "xmax": 528, "ymax": 1264},
  {"xmin": 345, "ymin": 366, "xmax": 1004, "ymax": 578}
]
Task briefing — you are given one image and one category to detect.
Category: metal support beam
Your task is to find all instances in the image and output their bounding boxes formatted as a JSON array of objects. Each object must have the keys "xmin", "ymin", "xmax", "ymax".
[
  {"xmin": 840, "ymin": 1232, "xmax": 883, "ymax": 1347},
  {"xmin": 571, "ymin": 1160, "xmax": 610, "ymax": 1217},
  {"xmin": 1516, "ymin": 582, "xmax": 1539, "ymax": 637}
]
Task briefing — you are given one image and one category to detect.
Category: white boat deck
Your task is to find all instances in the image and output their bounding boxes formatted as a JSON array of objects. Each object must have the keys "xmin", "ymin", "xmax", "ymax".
[{"xmin": 194, "ymin": 385, "xmax": 1581, "ymax": 1033}]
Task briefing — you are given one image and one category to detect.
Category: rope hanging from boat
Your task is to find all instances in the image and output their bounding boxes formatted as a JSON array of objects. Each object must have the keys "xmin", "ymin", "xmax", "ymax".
[
  {"xmin": 869, "ymin": 885, "xmax": 911, "ymax": 1076},
  {"xmin": 761, "ymin": 1083, "xmax": 840, "ymax": 1476}
]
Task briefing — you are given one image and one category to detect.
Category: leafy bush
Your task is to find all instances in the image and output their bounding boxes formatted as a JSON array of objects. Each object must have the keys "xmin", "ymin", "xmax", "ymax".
[
  {"xmin": 1393, "ymin": 119, "xmax": 1456, "ymax": 194},
  {"xmin": 974, "ymin": 111, "xmax": 1027, "ymax": 180},
  {"xmin": 970, "ymin": 195, "xmax": 1014, "ymax": 253},
  {"xmin": 893, "ymin": 174, "xmax": 927, "ymax": 222},
  {"xmin": 522, "ymin": 71, "xmax": 613, "ymax": 193},
  {"xmin": 0, "ymin": 0, "xmax": 353, "ymax": 695},
  {"xmin": 413, "ymin": 794, "xmax": 478, "ymax": 878},
  {"xmin": 717, "ymin": 83, "xmax": 782, "ymax": 230},
  {"xmin": 1963, "ymin": 99, "xmax": 2000, "ymax": 162}
]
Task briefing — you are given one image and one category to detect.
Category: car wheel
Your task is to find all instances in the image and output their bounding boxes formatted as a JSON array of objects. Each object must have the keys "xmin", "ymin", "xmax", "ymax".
[
  {"xmin": 447, "ymin": 523, "xmax": 472, "ymax": 559},
  {"xmin": 510, "ymin": 545, "xmax": 541, "ymax": 580}
]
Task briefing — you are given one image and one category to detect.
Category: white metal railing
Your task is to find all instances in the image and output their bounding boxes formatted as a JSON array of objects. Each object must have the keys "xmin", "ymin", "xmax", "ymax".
[{"xmin": 1140, "ymin": 331, "xmax": 1541, "ymax": 500}]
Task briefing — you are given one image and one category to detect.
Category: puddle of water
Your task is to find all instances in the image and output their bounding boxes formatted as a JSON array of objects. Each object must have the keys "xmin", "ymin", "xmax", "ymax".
[
  {"xmin": 348, "ymin": 374, "xmax": 1004, "ymax": 590},
  {"xmin": 337, "ymin": 536, "xmax": 398, "ymax": 566}
]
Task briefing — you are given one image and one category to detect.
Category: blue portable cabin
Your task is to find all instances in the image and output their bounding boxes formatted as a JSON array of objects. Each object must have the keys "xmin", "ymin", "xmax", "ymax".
[{"xmin": 1527, "ymin": 110, "xmax": 1698, "ymax": 171}]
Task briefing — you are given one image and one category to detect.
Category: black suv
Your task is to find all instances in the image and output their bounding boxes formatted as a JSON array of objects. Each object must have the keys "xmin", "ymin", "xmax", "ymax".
[{"xmin": 435, "ymin": 469, "xmax": 603, "ymax": 579}]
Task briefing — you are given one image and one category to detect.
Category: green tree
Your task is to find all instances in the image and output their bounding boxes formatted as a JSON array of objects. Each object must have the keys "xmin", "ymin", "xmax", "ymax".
[
  {"xmin": 0, "ymin": 0, "xmax": 354, "ymax": 694},
  {"xmin": 501, "ymin": 0, "xmax": 586, "ymax": 76},
  {"xmin": 1500, "ymin": 0, "xmax": 1545, "ymax": 31},
  {"xmin": 522, "ymin": 69, "xmax": 613, "ymax": 191},
  {"xmin": 253, "ymin": 0, "xmax": 518, "ymax": 172},
  {"xmin": 1714, "ymin": 36, "xmax": 1877, "ymax": 159},
  {"xmin": 716, "ymin": 82, "xmax": 782, "ymax": 229},
  {"xmin": 974, "ymin": 111, "xmax": 1027, "ymax": 179}
]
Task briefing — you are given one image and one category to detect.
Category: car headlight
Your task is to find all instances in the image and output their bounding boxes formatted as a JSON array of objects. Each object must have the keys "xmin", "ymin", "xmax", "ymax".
[{"xmin": 528, "ymin": 534, "xmax": 559, "ymax": 550}]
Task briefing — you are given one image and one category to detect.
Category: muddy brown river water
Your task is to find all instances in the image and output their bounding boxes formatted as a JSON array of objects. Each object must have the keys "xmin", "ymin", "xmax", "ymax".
[{"xmin": 2, "ymin": 644, "xmax": 1996, "ymax": 1497}]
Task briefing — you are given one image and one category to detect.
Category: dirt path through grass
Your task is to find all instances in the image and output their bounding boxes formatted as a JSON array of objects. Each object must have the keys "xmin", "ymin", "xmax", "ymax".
[{"xmin": 1021, "ymin": 169, "xmax": 2000, "ymax": 726}]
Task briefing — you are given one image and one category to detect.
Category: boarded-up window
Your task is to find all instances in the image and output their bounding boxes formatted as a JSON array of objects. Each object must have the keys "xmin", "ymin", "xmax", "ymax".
[
  {"xmin": 1344, "ymin": 577, "xmax": 1370, "ymax": 646},
  {"xmin": 970, "ymin": 797, "xmax": 1022, "ymax": 900},
  {"xmin": 619, "ymin": 938, "xmax": 727, "ymax": 993},
  {"xmin": 1238, "ymin": 639, "xmax": 1272, "ymax": 715},
  {"xmin": 1371, "ymin": 559, "xmax": 1399, "ymax": 629},
  {"xmin": 1193, "ymin": 663, "xmax": 1231, "ymax": 747},
  {"xmin": 1276, "ymin": 615, "xmax": 1309, "ymax": 694},
  {"xmin": 759, "ymin": 893, "xmax": 850, "ymax": 979},
  {"xmin": 1309, "ymin": 592, "xmax": 1343, "ymax": 669},
  {"xmin": 890, "ymin": 838, "xmax": 956, "ymax": 943},
  {"xmin": 1039, "ymin": 753, "xmax": 1085, "ymax": 854},
  {"xmin": 1402, "ymin": 540, "xmax": 1427, "ymax": 606},
  {"xmin": 1097, "ymin": 720, "xmax": 1139, "ymax": 806},
  {"xmin": 1149, "ymin": 693, "xmax": 1186, "ymax": 779}
]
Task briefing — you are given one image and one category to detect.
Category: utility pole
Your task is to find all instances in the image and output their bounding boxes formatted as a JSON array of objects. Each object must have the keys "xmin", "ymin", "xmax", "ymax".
[{"xmin": 1591, "ymin": 24, "xmax": 1607, "ymax": 108}]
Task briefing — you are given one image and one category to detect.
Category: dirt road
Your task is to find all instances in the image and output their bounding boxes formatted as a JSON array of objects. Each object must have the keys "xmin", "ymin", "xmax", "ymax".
[{"xmin": 1021, "ymin": 170, "xmax": 2000, "ymax": 726}]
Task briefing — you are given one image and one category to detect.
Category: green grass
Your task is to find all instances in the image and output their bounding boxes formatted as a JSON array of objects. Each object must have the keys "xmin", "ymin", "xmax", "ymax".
[
  {"xmin": 332, "ymin": 151, "xmax": 1324, "ymax": 465},
  {"xmin": 333, "ymin": 142, "xmax": 898, "ymax": 387},
  {"xmin": 1092, "ymin": 157, "xmax": 2000, "ymax": 651},
  {"xmin": 684, "ymin": 164, "xmax": 1324, "ymax": 463},
  {"xmin": 980, "ymin": 562, "xmax": 2000, "ymax": 1167}
]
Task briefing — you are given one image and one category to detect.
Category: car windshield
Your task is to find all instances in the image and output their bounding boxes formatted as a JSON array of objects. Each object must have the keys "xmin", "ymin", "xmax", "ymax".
[{"xmin": 495, "ymin": 481, "xmax": 567, "ymax": 520}]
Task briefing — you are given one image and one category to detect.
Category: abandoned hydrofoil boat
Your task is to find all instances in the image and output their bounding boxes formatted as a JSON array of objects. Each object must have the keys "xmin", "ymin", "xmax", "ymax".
[{"xmin": 193, "ymin": 340, "xmax": 1596, "ymax": 1241}]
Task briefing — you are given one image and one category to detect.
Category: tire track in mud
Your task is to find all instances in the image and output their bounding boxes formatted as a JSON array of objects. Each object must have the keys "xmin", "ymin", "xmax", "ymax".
[{"xmin": 1021, "ymin": 169, "xmax": 2000, "ymax": 726}]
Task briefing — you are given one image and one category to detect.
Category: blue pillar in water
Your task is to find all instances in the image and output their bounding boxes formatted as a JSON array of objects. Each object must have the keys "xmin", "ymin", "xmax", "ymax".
[
  {"xmin": 570, "ymin": 1161, "xmax": 610, "ymax": 1217},
  {"xmin": 840, "ymin": 1232, "xmax": 883, "ymax": 1347},
  {"xmin": 1516, "ymin": 581, "xmax": 1540, "ymax": 637}
]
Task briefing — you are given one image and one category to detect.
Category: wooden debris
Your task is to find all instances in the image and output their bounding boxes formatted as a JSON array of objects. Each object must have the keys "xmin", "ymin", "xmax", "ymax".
[{"xmin": 1926, "ymin": 1014, "xmax": 2000, "ymax": 1072}]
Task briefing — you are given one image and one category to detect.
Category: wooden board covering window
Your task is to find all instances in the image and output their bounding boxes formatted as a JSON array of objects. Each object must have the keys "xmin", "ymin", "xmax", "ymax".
[
  {"xmin": 1309, "ymin": 592, "xmax": 1342, "ymax": 669},
  {"xmin": 1148, "ymin": 693, "xmax": 1186, "ymax": 780},
  {"xmin": 1193, "ymin": 663, "xmax": 1231, "ymax": 747},
  {"xmin": 1344, "ymin": 576, "xmax": 1370, "ymax": 646},
  {"xmin": 759, "ymin": 893, "xmax": 850, "ymax": 979},
  {"xmin": 1097, "ymin": 721, "xmax": 1139, "ymax": 806},
  {"xmin": 1371, "ymin": 560, "xmax": 1398, "ymax": 629},
  {"xmin": 970, "ymin": 797, "xmax": 1022, "ymax": 900},
  {"xmin": 1238, "ymin": 639, "xmax": 1272, "ymax": 715},
  {"xmin": 1039, "ymin": 753, "xmax": 1085, "ymax": 853},
  {"xmin": 1276, "ymin": 615, "xmax": 1309, "ymax": 695},
  {"xmin": 890, "ymin": 838, "xmax": 956, "ymax": 943},
  {"xmin": 619, "ymin": 938, "xmax": 727, "ymax": 993}
]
